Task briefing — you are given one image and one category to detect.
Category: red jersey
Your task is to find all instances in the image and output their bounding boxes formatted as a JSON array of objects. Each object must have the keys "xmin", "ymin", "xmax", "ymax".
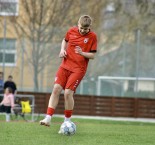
[{"xmin": 60, "ymin": 26, "xmax": 97, "ymax": 73}]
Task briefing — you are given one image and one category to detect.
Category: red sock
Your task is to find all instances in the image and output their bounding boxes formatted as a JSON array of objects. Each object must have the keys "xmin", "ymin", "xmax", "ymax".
[
  {"xmin": 64, "ymin": 110, "xmax": 73, "ymax": 118},
  {"xmin": 47, "ymin": 107, "xmax": 55, "ymax": 116}
]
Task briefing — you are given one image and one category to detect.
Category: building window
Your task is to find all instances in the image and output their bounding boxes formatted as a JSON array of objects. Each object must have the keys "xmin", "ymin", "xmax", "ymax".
[
  {"xmin": 0, "ymin": 0, "xmax": 19, "ymax": 16},
  {"xmin": 0, "ymin": 38, "xmax": 16, "ymax": 66}
]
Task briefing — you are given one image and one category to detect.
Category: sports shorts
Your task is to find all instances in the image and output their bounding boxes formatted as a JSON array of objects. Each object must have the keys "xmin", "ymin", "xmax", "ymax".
[{"xmin": 54, "ymin": 67, "xmax": 85, "ymax": 92}]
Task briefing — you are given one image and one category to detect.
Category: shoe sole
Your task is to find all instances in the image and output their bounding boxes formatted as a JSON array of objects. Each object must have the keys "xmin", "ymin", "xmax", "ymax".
[{"xmin": 40, "ymin": 122, "xmax": 50, "ymax": 127}]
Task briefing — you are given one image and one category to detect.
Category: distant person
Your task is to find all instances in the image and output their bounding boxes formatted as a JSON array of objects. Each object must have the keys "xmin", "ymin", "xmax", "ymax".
[
  {"xmin": 4, "ymin": 75, "xmax": 17, "ymax": 95},
  {"xmin": 40, "ymin": 15, "xmax": 97, "ymax": 131},
  {"xmin": 0, "ymin": 72, "xmax": 4, "ymax": 94},
  {"xmin": 0, "ymin": 87, "xmax": 14, "ymax": 122}
]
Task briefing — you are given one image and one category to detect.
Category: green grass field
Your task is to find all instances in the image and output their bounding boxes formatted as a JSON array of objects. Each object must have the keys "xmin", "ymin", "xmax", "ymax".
[{"xmin": 0, "ymin": 115, "xmax": 155, "ymax": 145}]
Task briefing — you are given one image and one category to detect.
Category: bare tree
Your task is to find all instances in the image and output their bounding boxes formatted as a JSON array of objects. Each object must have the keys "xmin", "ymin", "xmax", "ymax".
[
  {"xmin": 90, "ymin": 0, "xmax": 155, "ymax": 76},
  {"xmin": 11, "ymin": 0, "xmax": 81, "ymax": 91}
]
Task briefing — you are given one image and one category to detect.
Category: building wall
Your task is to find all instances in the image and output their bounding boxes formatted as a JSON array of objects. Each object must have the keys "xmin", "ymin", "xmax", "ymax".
[{"xmin": 0, "ymin": 1, "xmax": 53, "ymax": 92}]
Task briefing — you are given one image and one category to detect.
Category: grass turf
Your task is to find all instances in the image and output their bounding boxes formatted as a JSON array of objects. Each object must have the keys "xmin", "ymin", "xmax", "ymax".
[{"xmin": 0, "ymin": 115, "xmax": 155, "ymax": 145}]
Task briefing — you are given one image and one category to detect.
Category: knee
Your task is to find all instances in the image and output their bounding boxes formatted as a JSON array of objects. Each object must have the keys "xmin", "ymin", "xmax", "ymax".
[
  {"xmin": 52, "ymin": 85, "xmax": 62, "ymax": 96},
  {"xmin": 64, "ymin": 90, "xmax": 73, "ymax": 100},
  {"xmin": 64, "ymin": 91, "xmax": 70, "ymax": 99}
]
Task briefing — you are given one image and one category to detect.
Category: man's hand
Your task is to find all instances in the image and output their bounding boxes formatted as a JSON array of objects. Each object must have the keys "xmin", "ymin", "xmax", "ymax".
[
  {"xmin": 75, "ymin": 46, "xmax": 96, "ymax": 59},
  {"xmin": 75, "ymin": 46, "xmax": 83, "ymax": 55},
  {"xmin": 59, "ymin": 49, "xmax": 67, "ymax": 58}
]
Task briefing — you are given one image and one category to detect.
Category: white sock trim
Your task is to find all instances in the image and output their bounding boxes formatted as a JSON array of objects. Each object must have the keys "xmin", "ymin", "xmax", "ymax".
[
  {"xmin": 64, "ymin": 117, "xmax": 71, "ymax": 122},
  {"xmin": 46, "ymin": 115, "xmax": 52, "ymax": 119}
]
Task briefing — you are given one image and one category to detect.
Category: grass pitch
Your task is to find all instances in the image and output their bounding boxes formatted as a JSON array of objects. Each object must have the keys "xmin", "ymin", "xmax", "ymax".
[{"xmin": 0, "ymin": 115, "xmax": 155, "ymax": 145}]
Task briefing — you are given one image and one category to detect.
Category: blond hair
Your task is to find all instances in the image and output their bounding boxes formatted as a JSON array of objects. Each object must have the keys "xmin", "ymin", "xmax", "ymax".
[{"xmin": 78, "ymin": 15, "xmax": 92, "ymax": 27}]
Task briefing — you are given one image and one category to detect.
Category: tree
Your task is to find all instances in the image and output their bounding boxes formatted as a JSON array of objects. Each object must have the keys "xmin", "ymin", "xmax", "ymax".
[
  {"xmin": 90, "ymin": 0, "xmax": 155, "ymax": 77},
  {"xmin": 11, "ymin": 0, "xmax": 81, "ymax": 91}
]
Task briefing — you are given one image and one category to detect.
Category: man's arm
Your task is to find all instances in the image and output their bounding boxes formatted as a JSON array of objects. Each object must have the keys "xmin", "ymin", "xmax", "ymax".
[
  {"xmin": 59, "ymin": 39, "xmax": 68, "ymax": 58},
  {"xmin": 75, "ymin": 46, "xmax": 96, "ymax": 59}
]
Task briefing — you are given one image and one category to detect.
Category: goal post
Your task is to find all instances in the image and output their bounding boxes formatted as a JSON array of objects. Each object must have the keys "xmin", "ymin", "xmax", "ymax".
[
  {"xmin": 0, "ymin": 94, "xmax": 36, "ymax": 121},
  {"xmin": 97, "ymin": 76, "xmax": 155, "ymax": 97}
]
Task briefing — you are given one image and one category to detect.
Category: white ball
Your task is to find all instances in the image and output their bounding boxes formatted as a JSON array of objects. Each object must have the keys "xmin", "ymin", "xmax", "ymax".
[{"xmin": 60, "ymin": 121, "xmax": 76, "ymax": 136}]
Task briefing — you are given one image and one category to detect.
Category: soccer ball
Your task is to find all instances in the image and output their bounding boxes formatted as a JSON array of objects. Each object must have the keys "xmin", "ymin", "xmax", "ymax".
[{"xmin": 59, "ymin": 121, "xmax": 76, "ymax": 136}]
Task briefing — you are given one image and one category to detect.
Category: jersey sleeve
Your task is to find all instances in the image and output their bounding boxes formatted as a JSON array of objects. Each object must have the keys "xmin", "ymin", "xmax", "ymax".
[
  {"xmin": 90, "ymin": 34, "xmax": 97, "ymax": 52},
  {"xmin": 64, "ymin": 28, "xmax": 71, "ymax": 42}
]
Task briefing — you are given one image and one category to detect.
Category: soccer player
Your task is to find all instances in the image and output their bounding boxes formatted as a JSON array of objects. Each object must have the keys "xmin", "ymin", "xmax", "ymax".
[{"xmin": 40, "ymin": 15, "xmax": 97, "ymax": 128}]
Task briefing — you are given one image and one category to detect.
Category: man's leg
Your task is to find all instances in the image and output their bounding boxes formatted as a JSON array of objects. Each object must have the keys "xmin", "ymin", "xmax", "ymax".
[
  {"xmin": 62, "ymin": 71, "xmax": 85, "ymax": 122},
  {"xmin": 64, "ymin": 89, "xmax": 74, "ymax": 122},
  {"xmin": 58, "ymin": 89, "xmax": 74, "ymax": 134},
  {"xmin": 40, "ymin": 84, "xmax": 63, "ymax": 126}
]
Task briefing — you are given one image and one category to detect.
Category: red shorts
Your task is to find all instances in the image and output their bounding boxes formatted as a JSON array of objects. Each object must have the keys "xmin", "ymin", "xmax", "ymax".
[{"xmin": 54, "ymin": 67, "xmax": 85, "ymax": 92}]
